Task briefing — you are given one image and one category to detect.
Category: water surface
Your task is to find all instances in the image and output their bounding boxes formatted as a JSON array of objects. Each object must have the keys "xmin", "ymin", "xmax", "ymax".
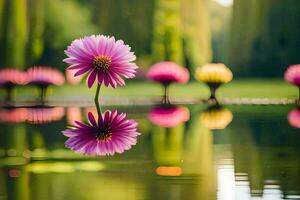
[{"xmin": 0, "ymin": 105, "xmax": 299, "ymax": 200}]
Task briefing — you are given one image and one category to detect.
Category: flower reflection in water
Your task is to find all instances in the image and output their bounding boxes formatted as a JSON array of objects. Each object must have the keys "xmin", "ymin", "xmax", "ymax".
[
  {"xmin": 200, "ymin": 106, "xmax": 233, "ymax": 130},
  {"xmin": 67, "ymin": 107, "xmax": 82, "ymax": 126},
  {"xmin": 63, "ymin": 110, "xmax": 140, "ymax": 156},
  {"xmin": 287, "ymin": 108, "xmax": 300, "ymax": 128},
  {"xmin": 26, "ymin": 107, "xmax": 65, "ymax": 124},
  {"xmin": 0, "ymin": 107, "xmax": 65, "ymax": 124},
  {"xmin": 148, "ymin": 105, "xmax": 190, "ymax": 128},
  {"xmin": 155, "ymin": 166, "xmax": 182, "ymax": 176},
  {"xmin": 0, "ymin": 108, "xmax": 28, "ymax": 123}
]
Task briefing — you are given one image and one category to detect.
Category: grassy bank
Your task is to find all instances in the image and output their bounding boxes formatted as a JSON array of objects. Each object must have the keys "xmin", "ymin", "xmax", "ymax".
[{"xmin": 1, "ymin": 78, "xmax": 299, "ymax": 101}]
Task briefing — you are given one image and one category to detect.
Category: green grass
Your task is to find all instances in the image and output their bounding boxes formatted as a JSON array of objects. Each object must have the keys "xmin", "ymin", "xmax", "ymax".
[{"xmin": 2, "ymin": 78, "xmax": 299, "ymax": 100}]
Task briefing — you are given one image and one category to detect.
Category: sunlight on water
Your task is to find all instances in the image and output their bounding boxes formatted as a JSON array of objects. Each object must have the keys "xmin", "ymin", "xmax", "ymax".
[{"xmin": 214, "ymin": 0, "xmax": 233, "ymax": 7}]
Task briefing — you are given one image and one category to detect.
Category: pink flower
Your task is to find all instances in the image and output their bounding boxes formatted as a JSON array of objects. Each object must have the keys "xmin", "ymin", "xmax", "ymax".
[
  {"xmin": 0, "ymin": 108, "xmax": 28, "ymax": 123},
  {"xmin": 26, "ymin": 107, "xmax": 65, "ymax": 124},
  {"xmin": 65, "ymin": 70, "xmax": 83, "ymax": 85},
  {"xmin": 288, "ymin": 108, "xmax": 300, "ymax": 129},
  {"xmin": 0, "ymin": 69, "xmax": 28, "ymax": 86},
  {"xmin": 62, "ymin": 110, "xmax": 140, "ymax": 156},
  {"xmin": 148, "ymin": 105, "xmax": 190, "ymax": 128},
  {"xmin": 27, "ymin": 66, "xmax": 65, "ymax": 86},
  {"xmin": 67, "ymin": 107, "xmax": 82, "ymax": 126},
  {"xmin": 285, "ymin": 64, "xmax": 300, "ymax": 86},
  {"xmin": 63, "ymin": 35, "xmax": 138, "ymax": 88},
  {"xmin": 147, "ymin": 62, "xmax": 189, "ymax": 84}
]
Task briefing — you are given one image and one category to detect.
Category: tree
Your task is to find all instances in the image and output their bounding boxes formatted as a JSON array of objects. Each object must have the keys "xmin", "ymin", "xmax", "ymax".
[
  {"xmin": 1, "ymin": 0, "xmax": 28, "ymax": 68},
  {"xmin": 229, "ymin": 0, "xmax": 300, "ymax": 77},
  {"xmin": 27, "ymin": 0, "xmax": 45, "ymax": 65},
  {"xmin": 181, "ymin": 0, "xmax": 212, "ymax": 72},
  {"xmin": 152, "ymin": 0, "xmax": 183, "ymax": 64}
]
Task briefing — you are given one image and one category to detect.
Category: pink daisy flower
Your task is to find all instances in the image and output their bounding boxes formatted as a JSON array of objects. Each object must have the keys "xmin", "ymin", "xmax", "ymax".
[
  {"xmin": 285, "ymin": 64, "xmax": 300, "ymax": 87},
  {"xmin": 285, "ymin": 64, "xmax": 300, "ymax": 100},
  {"xmin": 148, "ymin": 105, "xmax": 190, "ymax": 128},
  {"xmin": 63, "ymin": 35, "xmax": 138, "ymax": 88},
  {"xmin": 27, "ymin": 66, "xmax": 65, "ymax": 87},
  {"xmin": 146, "ymin": 62, "xmax": 189, "ymax": 103},
  {"xmin": 287, "ymin": 108, "xmax": 300, "ymax": 129},
  {"xmin": 62, "ymin": 110, "xmax": 140, "ymax": 156},
  {"xmin": 284, "ymin": 64, "xmax": 300, "ymax": 101},
  {"xmin": 26, "ymin": 107, "xmax": 65, "ymax": 124},
  {"xmin": 147, "ymin": 62, "xmax": 189, "ymax": 84},
  {"xmin": 0, "ymin": 69, "xmax": 29, "ymax": 86}
]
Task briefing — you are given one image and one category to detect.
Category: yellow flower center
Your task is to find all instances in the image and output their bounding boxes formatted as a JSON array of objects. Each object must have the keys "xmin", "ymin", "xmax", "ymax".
[
  {"xmin": 96, "ymin": 131, "xmax": 112, "ymax": 141},
  {"xmin": 96, "ymin": 128, "xmax": 112, "ymax": 141},
  {"xmin": 93, "ymin": 56, "xmax": 111, "ymax": 71}
]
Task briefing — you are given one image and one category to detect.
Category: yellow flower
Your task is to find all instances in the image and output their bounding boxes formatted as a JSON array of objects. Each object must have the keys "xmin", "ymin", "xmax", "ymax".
[
  {"xmin": 200, "ymin": 107, "xmax": 233, "ymax": 130},
  {"xmin": 195, "ymin": 63, "xmax": 233, "ymax": 84}
]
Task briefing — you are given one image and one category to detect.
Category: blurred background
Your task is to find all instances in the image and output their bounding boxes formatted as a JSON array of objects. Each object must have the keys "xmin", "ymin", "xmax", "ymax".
[{"xmin": 1, "ymin": 0, "xmax": 300, "ymax": 77}]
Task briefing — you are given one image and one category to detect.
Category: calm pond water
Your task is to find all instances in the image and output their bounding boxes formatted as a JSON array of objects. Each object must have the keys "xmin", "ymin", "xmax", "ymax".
[{"xmin": 0, "ymin": 104, "xmax": 299, "ymax": 200}]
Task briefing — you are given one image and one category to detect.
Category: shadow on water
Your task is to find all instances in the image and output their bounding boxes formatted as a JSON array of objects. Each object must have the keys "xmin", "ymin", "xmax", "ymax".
[{"xmin": 0, "ymin": 103, "xmax": 300, "ymax": 199}]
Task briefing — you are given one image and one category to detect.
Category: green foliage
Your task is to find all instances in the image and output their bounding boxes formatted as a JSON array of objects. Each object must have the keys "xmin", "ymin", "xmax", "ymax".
[
  {"xmin": 209, "ymin": 1, "xmax": 231, "ymax": 63},
  {"xmin": 93, "ymin": 0, "xmax": 154, "ymax": 58},
  {"xmin": 0, "ymin": 0, "xmax": 4, "ymax": 39},
  {"xmin": 152, "ymin": 0, "xmax": 183, "ymax": 64},
  {"xmin": 181, "ymin": 0, "xmax": 212, "ymax": 71},
  {"xmin": 229, "ymin": 0, "xmax": 300, "ymax": 77},
  {"xmin": 27, "ymin": 0, "xmax": 45, "ymax": 65},
  {"xmin": 249, "ymin": 0, "xmax": 300, "ymax": 76},
  {"xmin": 44, "ymin": 0, "xmax": 96, "ymax": 50},
  {"xmin": 40, "ymin": 0, "xmax": 97, "ymax": 68},
  {"xmin": 1, "ymin": 0, "xmax": 28, "ymax": 68},
  {"xmin": 229, "ymin": 0, "xmax": 259, "ymax": 75}
]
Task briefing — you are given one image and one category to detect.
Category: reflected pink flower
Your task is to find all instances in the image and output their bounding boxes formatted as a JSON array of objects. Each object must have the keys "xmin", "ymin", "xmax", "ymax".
[
  {"xmin": 285, "ymin": 64, "xmax": 300, "ymax": 86},
  {"xmin": 288, "ymin": 108, "xmax": 300, "ymax": 129},
  {"xmin": 0, "ymin": 69, "xmax": 28, "ymax": 86},
  {"xmin": 26, "ymin": 107, "xmax": 65, "ymax": 124},
  {"xmin": 147, "ymin": 62, "xmax": 189, "ymax": 84},
  {"xmin": 0, "ymin": 108, "xmax": 28, "ymax": 123},
  {"xmin": 67, "ymin": 107, "xmax": 82, "ymax": 126},
  {"xmin": 62, "ymin": 110, "xmax": 140, "ymax": 156},
  {"xmin": 148, "ymin": 106, "xmax": 190, "ymax": 128},
  {"xmin": 63, "ymin": 35, "xmax": 138, "ymax": 88},
  {"xmin": 27, "ymin": 66, "xmax": 65, "ymax": 86},
  {"xmin": 65, "ymin": 70, "xmax": 83, "ymax": 85}
]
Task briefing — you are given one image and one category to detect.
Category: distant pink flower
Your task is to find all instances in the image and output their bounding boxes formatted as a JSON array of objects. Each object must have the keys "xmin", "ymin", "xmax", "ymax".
[
  {"xmin": 148, "ymin": 106, "xmax": 190, "ymax": 128},
  {"xmin": 0, "ymin": 108, "xmax": 28, "ymax": 123},
  {"xmin": 27, "ymin": 107, "xmax": 65, "ymax": 124},
  {"xmin": 147, "ymin": 62, "xmax": 189, "ymax": 84},
  {"xmin": 63, "ymin": 35, "xmax": 138, "ymax": 88},
  {"xmin": 65, "ymin": 70, "xmax": 83, "ymax": 85},
  {"xmin": 288, "ymin": 108, "xmax": 300, "ymax": 129},
  {"xmin": 285, "ymin": 64, "xmax": 300, "ymax": 87},
  {"xmin": 67, "ymin": 107, "xmax": 82, "ymax": 126},
  {"xmin": 27, "ymin": 66, "xmax": 65, "ymax": 86},
  {"xmin": 62, "ymin": 110, "xmax": 140, "ymax": 156},
  {"xmin": 0, "ymin": 69, "xmax": 28, "ymax": 86}
]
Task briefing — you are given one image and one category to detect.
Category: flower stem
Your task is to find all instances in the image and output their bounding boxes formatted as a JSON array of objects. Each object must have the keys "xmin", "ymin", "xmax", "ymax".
[
  {"xmin": 40, "ymin": 86, "xmax": 47, "ymax": 104},
  {"xmin": 94, "ymin": 84, "xmax": 101, "ymax": 115},
  {"xmin": 5, "ymin": 85, "xmax": 13, "ymax": 102},
  {"xmin": 298, "ymin": 86, "xmax": 300, "ymax": 102},
  {"xmin": 163, "ymin": 83, "xmax": 170, "ymax": 104}
]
